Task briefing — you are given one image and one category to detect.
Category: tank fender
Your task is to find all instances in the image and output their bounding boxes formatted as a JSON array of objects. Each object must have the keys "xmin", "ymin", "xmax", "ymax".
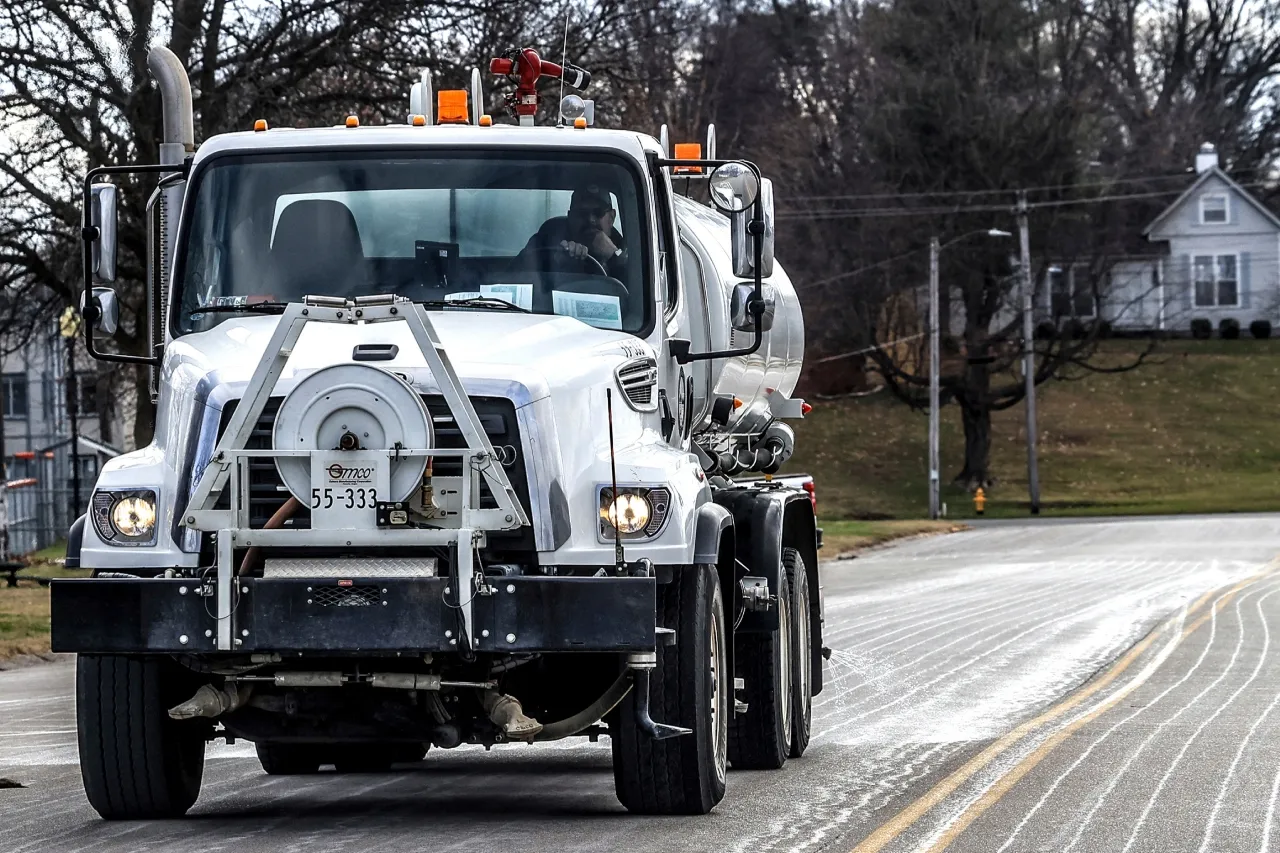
[{"xmin": 715, "ymin": 487, "xmax": 824, "ymax": 692}]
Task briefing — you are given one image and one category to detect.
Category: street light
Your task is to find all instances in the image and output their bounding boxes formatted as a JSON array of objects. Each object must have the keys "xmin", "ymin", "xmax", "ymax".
[
  {"xmin": 59, "ymin": 306, "xmax": 82, "ymax": 523},
  {"xmin": 929, "ymin": 228, "xmax": 1012, "ymax": 519}
]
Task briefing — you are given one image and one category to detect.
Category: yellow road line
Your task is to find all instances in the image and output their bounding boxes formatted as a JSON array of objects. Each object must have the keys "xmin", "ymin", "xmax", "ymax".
[
  {"xmin": 849, "ymin": 562, "xmax": 1278, "ymax": 853},
  {"xmin": 921, "ymin": 572, "xmax": 1276, "ymax": 852}
]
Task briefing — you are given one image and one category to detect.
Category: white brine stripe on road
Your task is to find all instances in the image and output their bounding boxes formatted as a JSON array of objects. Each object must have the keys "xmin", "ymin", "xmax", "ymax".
[{"xmin": 4, "ymin": 515, "xmax": 1280, "ymax": 853}]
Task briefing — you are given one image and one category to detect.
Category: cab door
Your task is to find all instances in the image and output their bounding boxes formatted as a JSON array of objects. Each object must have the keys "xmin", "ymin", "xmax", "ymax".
[{"xmin": 676, "ymin": 237, "xmax": 714, "ymax": 435}]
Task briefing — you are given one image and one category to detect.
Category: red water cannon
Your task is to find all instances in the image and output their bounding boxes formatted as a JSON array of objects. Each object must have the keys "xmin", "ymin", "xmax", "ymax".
[{"xmin": 490, "ymin": 48, "xmax": 591, "ymax": 122}]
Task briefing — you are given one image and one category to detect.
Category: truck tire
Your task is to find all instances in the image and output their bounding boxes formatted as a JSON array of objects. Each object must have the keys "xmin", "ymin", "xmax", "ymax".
[
  {"xmin": 256, "ymin": 743, "xmax": 322, "ymax": 775},
  {"xmin": 611, "ymin": 564, "xmax": 728, "ymax": 814},
  {"xmin": 76, "ymin": 654, "xmax": 206, "ymax": 819},
  {"xmin": 728, "ymin": 564, "xmax": 792, "ymax": 769},
  {"xmin": 787, "ymin": 548, "xmax": 813, "ymax": 758}
]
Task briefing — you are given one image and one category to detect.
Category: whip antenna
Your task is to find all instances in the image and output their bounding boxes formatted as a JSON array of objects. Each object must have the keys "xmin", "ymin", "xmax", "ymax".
[
  {"xmin": 606, "ymin": 388, "xmax": 624, "ymax": 572},
  {"xmin": 558, "ymin": 5, "xmax": 570, "ymax": 125}
]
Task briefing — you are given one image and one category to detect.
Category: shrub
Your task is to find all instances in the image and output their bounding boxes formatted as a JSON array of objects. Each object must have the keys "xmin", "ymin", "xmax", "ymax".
[
  {"xmin": 1096, "ymin": 320, "xmax": 1113, "ymax": 339},
  {"xmin": 1064, "ymin": 319, "xmax": 1087, "ymax": 340},
  {"xmin": 1219, "ymin": 318, "xmax": 1241, "ymax": 340},
  {"xmin": 1250, "ymin": 320, "xmax": 1272, "ymax": 340},
  {"xmin": 1035, "ymin": 321, "xmax": 1057, "ymax": 340},
  {"xmin": 1190, "ymin": 318, "xmax": 1212, "ymax": 340}
]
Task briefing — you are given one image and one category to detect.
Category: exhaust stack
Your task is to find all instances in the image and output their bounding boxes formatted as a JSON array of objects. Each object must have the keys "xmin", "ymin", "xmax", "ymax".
[
  {"xmin": 146, "ymin": 46, "xmax": 194, "ymax": 164},
  {"xmin": 144, "ymin": 46, "xmax": 194, "ymax": 372}
]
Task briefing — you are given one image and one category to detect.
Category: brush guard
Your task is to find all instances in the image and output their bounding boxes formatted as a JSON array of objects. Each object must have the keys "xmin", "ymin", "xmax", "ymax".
[{"xmin": 182, "ymin": 295, "xmax": 531, "ymax": 653}]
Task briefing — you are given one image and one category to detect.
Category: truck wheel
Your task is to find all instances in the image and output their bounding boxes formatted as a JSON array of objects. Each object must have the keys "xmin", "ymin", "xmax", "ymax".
[
  {"xmin": 786, "ymin": 548, "xmax": 813, "ymax": 758},
  {"xmin": 256, "ymin": 744, "xmax": 322, "ymax": 775},
  {"xmin": 611, "ymin": 564, "xmax": 728, "ymax": 815},
  {"xmin": 728, "ymin": 563, "xmax": 792, "ymax": 769},
  {"xmin": 76, "ymin": 654, "xmax": 206, "ymax": 819}
]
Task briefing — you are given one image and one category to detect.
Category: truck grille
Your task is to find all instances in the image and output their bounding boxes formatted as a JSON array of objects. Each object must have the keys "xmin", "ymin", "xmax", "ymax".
[
  {"xmin": 616, "ymin": 357, "xmax": 658, "ymax": 410},
  {"xmin": 211, "ymin": 395, "xmax": 534, "ymax": 550},
  {"xmin": 311, "ymin": 585, "xmax": 381, "ymax": 607}
]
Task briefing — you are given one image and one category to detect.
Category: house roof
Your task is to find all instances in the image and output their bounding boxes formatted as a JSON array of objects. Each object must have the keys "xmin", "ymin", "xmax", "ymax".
[{"xmin": 1143, "ymin": 166, "xmax": 1280, "ymax": 236}]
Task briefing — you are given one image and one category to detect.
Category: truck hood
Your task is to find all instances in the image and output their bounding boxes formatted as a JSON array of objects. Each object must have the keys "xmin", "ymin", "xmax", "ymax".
[{"xmin": 166, "ymin": 311, "xmax": 652, "ymax": 404}]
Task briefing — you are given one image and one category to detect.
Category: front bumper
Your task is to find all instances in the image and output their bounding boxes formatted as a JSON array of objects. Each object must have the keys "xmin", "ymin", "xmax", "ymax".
[{"xmin": 50, "ymin": 576, "xmax": 656, "ymax": 654}]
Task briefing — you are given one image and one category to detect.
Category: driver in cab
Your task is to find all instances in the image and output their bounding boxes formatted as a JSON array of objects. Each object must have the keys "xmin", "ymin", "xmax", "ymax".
[{"xmin": 522, "ymin": 185, "xmax": 628, "ymax": 278}]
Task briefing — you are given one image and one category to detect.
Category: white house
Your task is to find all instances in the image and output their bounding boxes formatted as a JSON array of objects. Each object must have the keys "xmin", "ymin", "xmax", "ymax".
[{"xmin": 1097, "ymin": 143, "xmax": 1280, "ymax": 334}]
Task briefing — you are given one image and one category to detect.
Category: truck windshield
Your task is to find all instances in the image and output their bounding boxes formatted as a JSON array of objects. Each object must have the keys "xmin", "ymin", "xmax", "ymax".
[{"xmin": 174, "ymin": 151, "xmax": 651, "ymax": 335}]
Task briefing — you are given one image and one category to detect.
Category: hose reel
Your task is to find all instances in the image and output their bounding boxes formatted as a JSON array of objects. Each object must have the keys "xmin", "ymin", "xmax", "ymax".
[{"xmin": 272, "ymin": 363, "xmax": 433, "ymax": 504}]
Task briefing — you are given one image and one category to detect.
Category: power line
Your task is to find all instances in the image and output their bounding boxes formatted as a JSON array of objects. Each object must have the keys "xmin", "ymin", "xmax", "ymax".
[
  {"xmin": 780, "ymin": 166, "xmax": 1272, "ymax": 204},
  {"xmin": 777, "ymin": 180, "xmax": 1276, "ymax": 222},
  {"xmin": 810, "ymin": 332, "xmax": 927, "ymax": 364}
]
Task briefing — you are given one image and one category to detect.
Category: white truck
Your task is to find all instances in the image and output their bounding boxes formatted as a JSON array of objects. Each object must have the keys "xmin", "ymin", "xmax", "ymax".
[{"xmin": 52, "ymin": 45, "xmax": 823, "ymax": 818}]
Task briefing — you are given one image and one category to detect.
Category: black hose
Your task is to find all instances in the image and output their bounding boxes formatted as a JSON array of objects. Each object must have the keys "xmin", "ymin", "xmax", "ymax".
[{"xmin": 534, "ymin": 670, "xmax": 633, "ymax": 742}]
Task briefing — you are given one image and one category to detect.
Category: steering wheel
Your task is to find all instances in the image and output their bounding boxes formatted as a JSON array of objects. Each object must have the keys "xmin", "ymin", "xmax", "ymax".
[{"xmin": 527, "ymin": 244, "xmax": 611, "ymax": 278}]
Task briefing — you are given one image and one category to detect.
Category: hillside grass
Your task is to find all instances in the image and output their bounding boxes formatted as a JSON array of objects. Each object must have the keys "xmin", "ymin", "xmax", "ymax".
[{"xmin": 787, "ymin": 338, "xmax": 1280, "ymax": 520}]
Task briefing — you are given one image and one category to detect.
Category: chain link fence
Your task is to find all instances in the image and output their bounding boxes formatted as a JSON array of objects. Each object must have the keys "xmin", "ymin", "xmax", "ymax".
[{"xmin": 4, "ymin": 479, "xmax": 80, "ymax": 557}]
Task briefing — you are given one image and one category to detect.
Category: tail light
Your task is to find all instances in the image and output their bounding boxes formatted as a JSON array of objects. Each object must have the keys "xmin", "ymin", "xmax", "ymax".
[{"xmin": 803, "ymin": 480, "xmax": 816, "ymax": 513}]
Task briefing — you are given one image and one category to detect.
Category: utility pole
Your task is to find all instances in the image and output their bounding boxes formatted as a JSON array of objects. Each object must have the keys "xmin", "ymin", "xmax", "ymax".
[
  {"xmin": 928, "ymin": 236, "xmax": 940, "ymax": 520},
  {"xmin": 1017, "ymin": 192, "xmax": 1041, "ymax": 514}
]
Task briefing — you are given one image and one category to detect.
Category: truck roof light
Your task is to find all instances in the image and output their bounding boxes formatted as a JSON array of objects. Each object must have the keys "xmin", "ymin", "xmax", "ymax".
[
  {"xmin": 253, "ymin": 119, "xmax": 268, "ymax": 132},
  {"xmin": 411, "ymin": 114, "xmax": 427, "ymax": 127},
  {"xmin": 345, "ymin": 115, "xmax": 359, "ymax": 128},
  {"xmin": 673, "ymin": 143, "xmax": 702, "ymax": 173},
  {"xmin": 801, "ymin": 402, "xmax": 813, "ymax": 415},
  {"xmin": 732, "ymin": 397, "xmax": 743, "ymax": 409},
  {"xmin": 437, "ymin": 90, "xmax": 469, "ymax": 124},
  {"xmin": 479, "ymin": 114, "xmax": 493, "ymax": 127},
  {"xmin": 573, "ymin": 117, "xmax": 587, "ymax": 129}
]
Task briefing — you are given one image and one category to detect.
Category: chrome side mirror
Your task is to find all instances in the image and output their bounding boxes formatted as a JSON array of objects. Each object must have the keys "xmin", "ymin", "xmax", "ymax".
[
  {"xmin": 731, "ymin": 283, "xmax": 776, "ymax": 333},
  {"xmin": 708, "ymin": 162, "xmax": 759, "ymax": 212},
  {"xmin": 730, "ymin": 177, "xmax": 775, "ymax": 279},
  {"xmin": 90, "ymin": 183, "xmax": 118, "ymax": 283},
  {"xmin": 81, "ymin": 287, "xmax": 120, "ymax": 337}
]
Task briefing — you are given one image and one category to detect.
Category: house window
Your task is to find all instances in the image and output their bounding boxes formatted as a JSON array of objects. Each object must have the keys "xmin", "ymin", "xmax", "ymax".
[
  {"xmin": 41, "ymin": 375, "xmax": 55, "ymax": 423},
  {"xmin": 2, "ymin": 374, "xmax": 27, "ymax": 419},
  {"xmin": 77, "ymin": 376, "xmax": 97, "ymax": 416},
  {"xmin": 1193, "ymin": 254, "xmax": 1239, "ymax": 307},
  {"xmin": 1200, "ymin": 194, "xmax": 1228, "ymax": 224},
  {"xmin": 1048, "ymin": 265, "xmax": 1096, "ymax": 319}
]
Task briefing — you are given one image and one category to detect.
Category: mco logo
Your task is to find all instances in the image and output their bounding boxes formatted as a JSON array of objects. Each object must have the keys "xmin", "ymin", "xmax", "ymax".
[{"xmin": 327, "ymin": 464, "xmax": 375, "ymax": 480}]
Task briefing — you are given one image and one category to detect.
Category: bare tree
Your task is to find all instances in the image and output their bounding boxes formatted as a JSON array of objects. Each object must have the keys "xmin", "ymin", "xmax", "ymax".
[{"xmin": 0, "ymin": 0, "xmax": 480, "ymax": 447}]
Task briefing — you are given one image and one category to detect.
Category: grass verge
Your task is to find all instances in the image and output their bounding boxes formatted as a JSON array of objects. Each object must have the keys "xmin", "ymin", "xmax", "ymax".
[
  {"xmin": 0, "ymin": 541, "xmax": 90, "ymax": 660},
  {"xmin": 0, "ymin": 586, "xmax": 58, "ymax": 659},
  {"xmin": 822, "ymin": 519, "xmax": 963, "ymax": 557},
  {"xmin": 788, "ymin": 339, "xmax": 1280, "ymax": 520}
]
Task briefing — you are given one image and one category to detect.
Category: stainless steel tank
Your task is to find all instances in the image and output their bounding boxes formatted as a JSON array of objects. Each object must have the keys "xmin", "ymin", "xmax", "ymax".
[{"xmin": 673, "ymin": 196, "xmax": 804, "ymax": 439}]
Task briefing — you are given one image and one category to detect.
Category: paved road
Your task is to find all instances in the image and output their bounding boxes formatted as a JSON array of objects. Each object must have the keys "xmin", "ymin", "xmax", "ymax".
[{"xmin": 3, "ymin": 514, "xmax": 1279, "ymax": 852}]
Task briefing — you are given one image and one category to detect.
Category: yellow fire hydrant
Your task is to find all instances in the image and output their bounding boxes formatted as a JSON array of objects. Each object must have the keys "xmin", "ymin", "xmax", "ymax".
[{"xmin": 974, "ymin": 487, "xmax": 986, "ymax": 516}]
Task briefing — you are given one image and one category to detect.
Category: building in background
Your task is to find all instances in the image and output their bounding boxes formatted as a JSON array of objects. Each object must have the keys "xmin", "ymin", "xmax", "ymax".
[
  {"xmin": 1083, "ymin": 143, "xmax": 1280, "ymax": 335},
  {"xmin": 1, "ymin": 314, "xmax": 131, "ymax": 554}
]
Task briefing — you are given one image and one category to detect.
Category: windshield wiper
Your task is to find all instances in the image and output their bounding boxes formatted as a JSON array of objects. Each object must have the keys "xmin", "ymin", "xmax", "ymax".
[
  {"xmin": 187, "ymin": 302, "xmax": 289, "ymax": 317},
  {"xmin": 420, "ymin": 297, "xmax": 532, "ymax": 314}
]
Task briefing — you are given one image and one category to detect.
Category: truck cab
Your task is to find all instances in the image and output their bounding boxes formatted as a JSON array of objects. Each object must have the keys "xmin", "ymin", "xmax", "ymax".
[{"xmin": 54, "ymin": 46, "xmax": 822, "ymax": 818}]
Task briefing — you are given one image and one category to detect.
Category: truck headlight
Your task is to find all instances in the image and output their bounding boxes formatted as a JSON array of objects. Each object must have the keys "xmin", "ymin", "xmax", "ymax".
[
  {"xmin": 91, "ymin": 489, "xmax": 158, "ymax": 545},
  {"xmin": 608, "ymin": 493, "xmax": 651, "ymax": 533},
  {"xmin": 599, "ymin": 486, "xmax": 672, "ymax": 541}
]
